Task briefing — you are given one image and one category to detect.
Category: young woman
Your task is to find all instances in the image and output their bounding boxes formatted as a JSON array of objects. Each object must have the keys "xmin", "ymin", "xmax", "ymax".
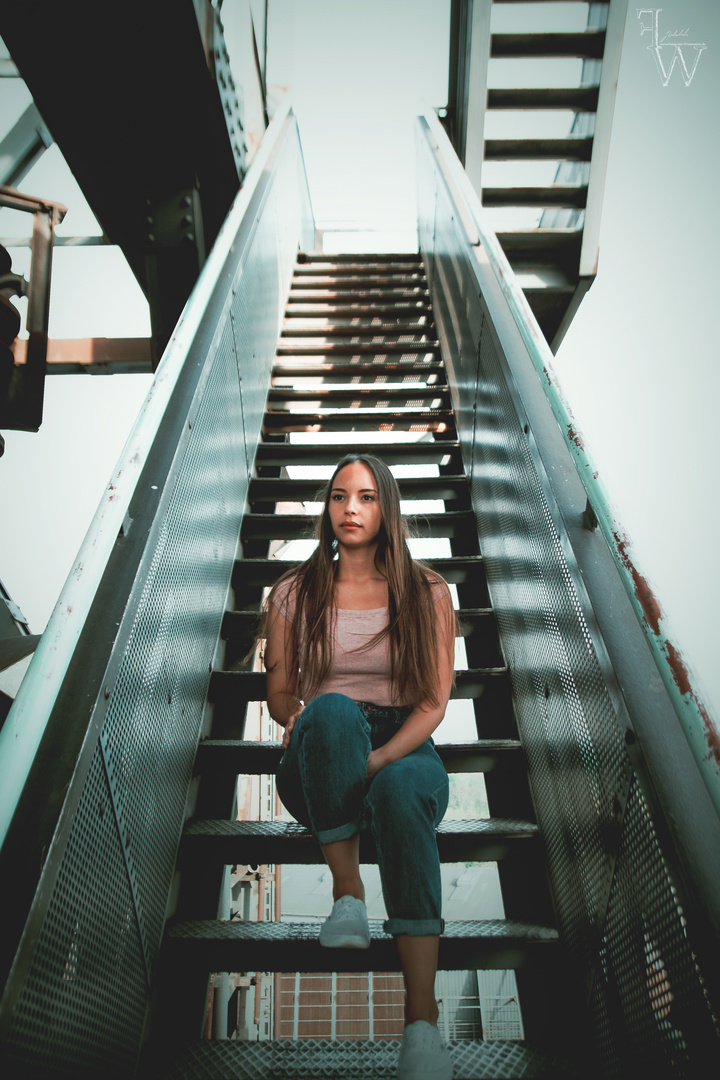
[{"xmin": 263, "ymin": 454, "xmax": 456, "ymax": 1080}]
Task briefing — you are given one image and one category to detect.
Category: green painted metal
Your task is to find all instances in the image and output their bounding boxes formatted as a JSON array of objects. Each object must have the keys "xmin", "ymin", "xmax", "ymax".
[{"xmin": 419, "ymin": 107, "xmax": 720, "ymax": 818}]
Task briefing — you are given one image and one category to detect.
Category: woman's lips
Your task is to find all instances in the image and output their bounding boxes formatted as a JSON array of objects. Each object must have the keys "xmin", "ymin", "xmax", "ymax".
[{"xmin": 341, "ymin": 522, "xmax": 361, "ymax": 528}]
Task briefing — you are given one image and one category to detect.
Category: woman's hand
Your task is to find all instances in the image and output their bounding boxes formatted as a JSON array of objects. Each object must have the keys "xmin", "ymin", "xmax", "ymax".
[
  {"xmin": 281, "ymin": 705, "xmax": 304, "ymax": 748},
  {"xmin": 366, "ymin": 748, "xmax": 386, "ymax": 781}
]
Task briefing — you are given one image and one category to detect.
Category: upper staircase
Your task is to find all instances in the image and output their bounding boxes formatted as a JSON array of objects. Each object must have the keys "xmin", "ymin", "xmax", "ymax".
[
  {"xmin": 153, "ymin": 253, "xmax": 582, "ymax": 1077},
  {"xmin": 448, "ymin": 0, "xmax": 626, "ymax": 349}
]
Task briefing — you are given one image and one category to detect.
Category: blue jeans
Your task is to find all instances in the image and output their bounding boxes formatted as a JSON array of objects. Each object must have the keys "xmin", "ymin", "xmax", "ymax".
[{"xmin": 276, "ymin": 692, "xmax": 449, "ymax": 937}]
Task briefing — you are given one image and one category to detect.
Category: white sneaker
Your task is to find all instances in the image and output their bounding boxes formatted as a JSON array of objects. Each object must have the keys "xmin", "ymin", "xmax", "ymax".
[
  {"xmin": 397, "ymin": 1020, "xmax": 453, "ymax": 1080},
  {"xmin": 318, "ymin": 895, "xmax": 371, "ymax": 949}
]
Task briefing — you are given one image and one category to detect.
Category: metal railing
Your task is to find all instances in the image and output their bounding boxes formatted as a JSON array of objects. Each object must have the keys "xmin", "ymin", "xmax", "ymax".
[
  {"xmin": 416, "ymin": 107, "xmax": 720, "ymax": 1073},
  {"xmin": 418, "ymin": 106, "xmax": 720, "ymax": 819},
  {"xmin": 0, "ymin": 99, "xmax": 313, "ymax": 1076}
]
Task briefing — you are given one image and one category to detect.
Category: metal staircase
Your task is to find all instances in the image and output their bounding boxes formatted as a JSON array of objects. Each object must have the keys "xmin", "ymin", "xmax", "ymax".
[
  {"xmin": 2, "ymin": 105, "xmax": 719, "ymax": 1080},
  {"xmin": 153, "ymin": 253, "xmax": 579, "ymax": 1077}
]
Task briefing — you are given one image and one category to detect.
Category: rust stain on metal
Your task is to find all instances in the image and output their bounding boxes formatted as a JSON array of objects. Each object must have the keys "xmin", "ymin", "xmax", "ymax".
[
  {"xmin": 699, "ymin": 702, "xmax": 720, "ymax": 764},
  {"xmin": 664, "ymin": 641, "xmax": 691, "ymax": 696},
  {"xmin": 664, "ymin": 643, "xmax": 720, "ymax": 765},
  {"xmin": 567, "ymin": 425, "xmax": 585, "ymax": 452},
  {"xmin": 614, "ymin": 531, "xmax": 720, "ymax": 766},
  {"xmin": 613, "ymin": 532, "xmax": 662, "ymax": 635}
]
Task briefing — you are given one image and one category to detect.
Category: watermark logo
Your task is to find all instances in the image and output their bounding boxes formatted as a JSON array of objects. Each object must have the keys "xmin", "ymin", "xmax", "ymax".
[{"xmin": 637, "ymin": 9, "xmax": 707, "ymax": 85}]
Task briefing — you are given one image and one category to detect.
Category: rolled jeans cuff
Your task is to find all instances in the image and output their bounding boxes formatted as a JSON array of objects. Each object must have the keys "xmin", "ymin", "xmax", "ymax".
[
  {"xmin": 315, "ymin": 816, "xmax": 363, "ymax": 846},
  {"xmin": 383, "ymin": 917, "xmax": 445, "ymax": 937}
]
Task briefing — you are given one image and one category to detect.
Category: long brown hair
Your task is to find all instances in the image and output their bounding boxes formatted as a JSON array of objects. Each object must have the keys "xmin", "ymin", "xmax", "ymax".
[{"xmin": 263, "ymin": 454, "xmax": 456, "ymax": 706}]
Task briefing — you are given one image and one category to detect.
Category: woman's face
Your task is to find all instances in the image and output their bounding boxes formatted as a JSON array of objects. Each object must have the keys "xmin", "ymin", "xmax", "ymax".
[{"xmin": 327, "ymin": 462, "xmax": 383, "ymax": 550}]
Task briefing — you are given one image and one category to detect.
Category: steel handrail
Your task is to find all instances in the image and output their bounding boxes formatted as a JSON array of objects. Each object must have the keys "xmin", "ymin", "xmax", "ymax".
[
  {"xmin": 0, "ymin": 99, "xmax": 299, "ymax": 849},
  {"xmin": 419, "ymin": 106, "xmax": 720, "ymax": 817}
]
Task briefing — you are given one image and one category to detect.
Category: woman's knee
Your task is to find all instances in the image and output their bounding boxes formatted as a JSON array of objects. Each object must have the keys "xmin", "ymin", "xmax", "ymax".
[
  {"xmin": 297, "ymin": 693, "xmax": 365, "ymax": 739},
  {"xmin": 368, "ymin": 757, "xmax": 448, "ymax": 827}
]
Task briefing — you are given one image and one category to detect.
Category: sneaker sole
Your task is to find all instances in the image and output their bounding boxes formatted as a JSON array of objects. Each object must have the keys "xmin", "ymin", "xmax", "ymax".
[
  {"xmin": 318, "ymin": 932, "xmax": 371, "ymax": 949},
  {"xmin": 397, "ymin": 1060, "xmax": 453, "ymax": 1080},
  {"xmin": 397, "ymin": 1068, "xmax": 453, "ymax": 1080}
]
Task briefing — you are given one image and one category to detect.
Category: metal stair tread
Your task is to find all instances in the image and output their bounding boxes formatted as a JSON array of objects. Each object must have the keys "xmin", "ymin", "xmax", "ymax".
[
  {"xmin": 491, "ymin": 30, "xmax": 606, "ymax": 59},
  {"xmin": 194, "ymin": 738, "xmax": 523, "ymax": 775},
  {"xmin": 262, "ymin": 410, "xmax": 455, "ymax": 433},
  {"xmin": 158, "ymin": 1036, "xmax": 581, "ymax": 1080},
  {"xmin": 247, "ymin": 475, "xmax": 467, "ymax": 501},
  {"xmin": 208, "ymin": 669, "xmax": 508, "ymax": 705},
  {"xmin": 284, "ymin": 304, "xmax": 433, "ymax": 316},
  {"xmin": 180, "ymin": 818, "xmax": 537, "ymax": 866},
  {"xmin": 165, "ymin": 918, "xmax": 560, "ymax": 975},
  {"xmin": 267, "ymin": 387, "xmax": 449, "ymax": 405},
  {"xmin": 254, "ymin": 442, "xmax": 463, "ymax": 466},
  {"xmin": 241, "ymin": 509, "xmax": 474, "ymax": 540},
  {"xmin": 294, "ymin": 262, "xmax": 425, "ymax": 274},
  {"xmin": 298, "ymin": 251, "xmax": 422, "ymax": 262},
  {"xmin": 184, "ymin": 817, "xmax": 537, "ymax": 841},
  {"xmin": 288, "ymin": 290, "xmax": 430, "ymax": 301},
  {"xmin": 275, "ymin": 342, "xmax": 439, "ymax": 355},
  {"xmin": 484, "ymin": 137, "xmax": 593, "ymax": 162},
  {"xmin": 280, "ymin": 325, "xmax": 437, "ymax": 338},
  {"xmin": 291, "ymin": 277, "xmax": 426, "ymax": 289},
  {"xmin": 232, "ymin": 554, "xmax": 483, "ymax": 588},
  {"xmin": 483, "ymin": 185, "xmax": 588, "ymax": 209},
  {"xmin": 166, "ymin": 916, "xmax": 559, "ymax": 947},
  {"xmin": 271, "ymin": 361, "xmax": 445, "ymax": 382},
  {"xmin": 487, "ymin": 85, "xmax": 600, "ymax": 111}
]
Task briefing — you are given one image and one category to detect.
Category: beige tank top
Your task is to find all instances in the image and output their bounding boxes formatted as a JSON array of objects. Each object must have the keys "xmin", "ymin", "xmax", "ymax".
[{"xmin": 271, "ymin": 576, "xmax": 445, "ymax": 707}]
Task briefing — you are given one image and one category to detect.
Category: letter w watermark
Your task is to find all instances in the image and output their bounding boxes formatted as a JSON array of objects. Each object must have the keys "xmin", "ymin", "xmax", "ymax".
[{"xmin": 637, "ymin": 9, "xmax": 707, "ymax": 86}]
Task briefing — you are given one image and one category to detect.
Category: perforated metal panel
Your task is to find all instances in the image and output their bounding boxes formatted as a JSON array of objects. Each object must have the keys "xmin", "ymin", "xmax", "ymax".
[
  {"xmin": 163, "ymin": 1036, "xmax": 580, "ymax": 1079},
  {"xmin": 2, "ymin": 746, "xmax": 147, "ymax": 1076},
  {"xmin": 1, "ymin": 116, "xmax": 310, "ymax": 1077},
  {"xmin": 418, "ymin": 122, "xmax": 720, "ymax": 1074}
]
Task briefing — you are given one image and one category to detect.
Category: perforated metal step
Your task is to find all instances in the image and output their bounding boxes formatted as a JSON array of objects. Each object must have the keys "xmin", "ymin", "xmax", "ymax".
[
  {"xmin": 240, "ymin": 510, "xmax": 474, "ymax": 541},
  {"xmin": 159, "ymin": 1036, "xmax": 581, "ymax": 1079},
  {"xmin": 165, "ymin": 918, "xmax": 559, "ymax": 974},
  {"xmin": 208, "ymin": 668, "xmax": 509, "ymax": 705},
  {"xmin": 247, "ymin": 474, "xmax": 468, "ymax": 503},
  {"xmin": 491, "ymin": 31, "xmax": 606, "ymax": 59},
  {"xmin": 181, "ymin": 817, "xmax": 538, "ymax": 866},
  {"xmin": 195, "ymin": 738, "xmax": 522, "ymax": 777},
  {"xmin": 222, "ymin": 606, "xmax": 501, "ymax": 661},
  {"xmin": 254, "ymin": 440, "xmax": 462, "ymax": 467},
  {"xmin": 232, "ymin": 554, "xmax": 487, "ymax": 590}
]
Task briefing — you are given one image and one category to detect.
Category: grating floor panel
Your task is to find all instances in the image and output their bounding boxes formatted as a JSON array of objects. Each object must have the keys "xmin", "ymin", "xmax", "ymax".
[{"xmin": 161, "ymin": 1038, "xmax": 582, "ymax": 1079}]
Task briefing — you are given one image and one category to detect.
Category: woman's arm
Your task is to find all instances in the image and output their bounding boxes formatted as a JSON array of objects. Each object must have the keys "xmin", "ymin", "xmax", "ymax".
[
  {"xmin": 366, "ymin": 588, "xmax": 456, "ymax": 779},
  {"xmin": 265, "ymin": 598, "xmax": 304, "ymax": 746}
]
